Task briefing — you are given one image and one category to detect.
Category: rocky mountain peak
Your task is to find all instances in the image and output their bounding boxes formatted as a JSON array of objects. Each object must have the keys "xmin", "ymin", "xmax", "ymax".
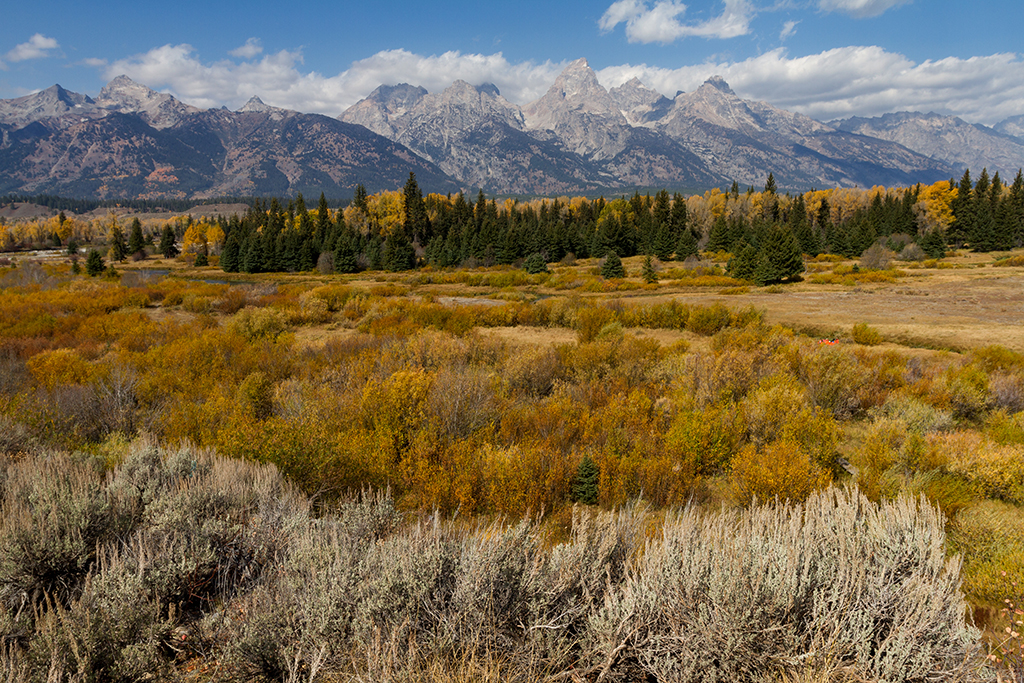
[
  {"xmin": 701, "ymin": 75, "xmax": 736, "ymax": 96},
  {"xmin": 609, "ymin": 77, "xmax": 672, "ymax": 126},
  {"xmin": 364, "ymin": 83, "xmax": 428, "ymax": 116},
  {"xmin": 238, "ymin": 96, "xmax": 273, "ymax": 113},
  {"xmin": 522, "ymin": 57, "xmax": 624, "ymax": 133},
  {"xmin": 0, "ymin": 84, "xmax": 98, "ymax": 129},
  {"xmin": 550, "ymin": 58, "xmax": 604, "ymax": 100},
  {"xmin": 98, "ymin": 75, "xmax": 157, "ymax": 104},
  {"xmin": 95, "ymin": 75, "xmax": 197, "ymax": 128}
]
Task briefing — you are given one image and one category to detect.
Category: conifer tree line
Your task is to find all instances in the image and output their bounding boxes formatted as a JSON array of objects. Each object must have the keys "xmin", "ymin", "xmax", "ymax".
[{"xmin": 207, "ymin": 169, "xmax": 1024, "ymax": 280}]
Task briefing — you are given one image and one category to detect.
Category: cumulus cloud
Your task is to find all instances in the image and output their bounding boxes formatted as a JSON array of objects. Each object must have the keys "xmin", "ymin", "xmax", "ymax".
[
  {"xmin": 599, "ymin": 0, "xmax": 753, "ymax": 43},
  {"xmin": 96, "ymin": 43, "xmax": 1024, "ymax": 126},
  {"xmin": 101, "ymin": 44, "xmax": 565, "ymax": 115},
  {"xmin": 595, "ymin": 47, "xmax": 1024, "ymax": 125},
  {"xmin": 817, "ymin": 0, "xmax": 911, "ymax": 18},
  {"xmin": 5, "ymin": 34, "xmax": 60, "ymax": 62},
  {"xmin": 229, "ymin": 38, "xmax": 263, "ymax": 59}
]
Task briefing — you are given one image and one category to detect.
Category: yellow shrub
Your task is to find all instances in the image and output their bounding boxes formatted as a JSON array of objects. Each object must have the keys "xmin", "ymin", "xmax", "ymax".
[
  {"xmin": 731, "ymin": 440, "xmax": 831, "ymax": 505},
  {"xmin": 936, "ymin": 431, "xmax": 1024, "ymax": 504},
  {"xmin": 576, "ymin": 306, "xmax": 614, "ymax": 343},
  {"xmin": 742, "ymin": 374, "xmax": 809, "ymax": 447},
  {"xmin": 230, "ymin": 306, "xmax": 288, "ymax": 342},
  {"xmin": 26, "ymin": 349, "xmax": 95, "ymax": 388},
  {"xmin": 852, "ymin": 322, "xmax": 883, "ymax": 346}
]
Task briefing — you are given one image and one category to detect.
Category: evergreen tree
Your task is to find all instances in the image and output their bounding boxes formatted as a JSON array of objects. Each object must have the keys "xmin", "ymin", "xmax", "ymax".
[
  {"xmin": 523, "ymin": 253, "xmax": 548, "ymax": 274},
  {"xmin": 1010, "ymin": 169, "xmax": 1024, "ymax": 248},
  {"xmin": 108, "ymin": 222, "xmax": 127, "ymax": 262},
  {"xmin": 789, "ymin": 194, "xmax": 819, "ymax": 255},
  {"xmin": 705, "ymin": 215, "xmax": 732, "ymax": 253},
  {"xmin": 403, "ymin": 172, "xmax": 431, "ymax": 244},
  {"xmin": 669, "ymin": 192, "xmax": 688, "ymax": 243},
  {"xmin": 971, "ymin": 168, "xmax": 995, "ymax": 251},
  {"xmin": 918, "ymin": 229, "xmax": 947, "ymax": 259},
  {"xmin": 949, "ymin": 169, "xmax": 974, "ymax": 247},
  {"xmin": 642, "ymin": 254, "xmax": 658, "ymax": 284},
  {"xmin": 572, "ymin": 455, "xmax": 600, "ymax": 505},
  {"xmin": 727, "ymin": 242, "xmax": 760, "ymax": 282},
  {"xmin": 127, "ymin": 218, "xmax": 145, "ymax": 258},
  {"xmin": 601, "ymin": 250, "xmax": 625, "ymax": 279},
  {"xmin": 85, "ymin": 249, "xmax": 105, "ymax": 276},
  {"xmin": 159, "ymin": 224, "xmax": 178, "ymax": 259},
  {"xmin": 754, "ymin": 223, "xmax": 803, "ymax": 285},
  {"xmin": 382, "ymin": 230, "xmax": 416, "ymax": 272},
  {"xmin": 675, "ymin": 227, "xmax": 699, "ymax": 260},
  {"xmin": 194, "ymin": 248, "xmax": 209, "ymax": 267},
  {"xmin": 221, "ymin": 233, "xmax": 240, "ymax": 272},
  {"xmin": 334, "ymin": 230, "xmax": 360, "ymax": 274},
  {"xmin": 653, "ymin": 223, "xmax": 675, "ymax": 261}
]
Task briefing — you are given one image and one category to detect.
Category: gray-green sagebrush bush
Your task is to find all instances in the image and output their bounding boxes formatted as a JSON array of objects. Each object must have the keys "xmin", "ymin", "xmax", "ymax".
[
  {"xmin": 0, "ymin": 440, "xmax": 995, "ymax": 683},
  {"xmin": 0, "ymin": 439, "xmax": 309, "ymax": 682}
]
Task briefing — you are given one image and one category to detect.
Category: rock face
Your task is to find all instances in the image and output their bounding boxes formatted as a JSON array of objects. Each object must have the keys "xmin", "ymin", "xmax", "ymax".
[
  {"xmin": 0, "ymin": 78, "xmax": 459, "ymax": 199},
  {"xmin": 343, "ymin": 60, "xmax": 950, "ymax": 193},
  {"xmin": 995, "ymin": 115, "xmax": 1024, "ymax": 141},
  {"xmin": 94, "ymin": 75, "xmax": 199, "ymax": 129},
  {"xmin": 655, "ymin": 77, "xmax": 949, "ymax": 188},
  {"xmin": 342, "ymin": 58, "xmax": 721, "ymax": 193},
  {"xmin": 2, "ymin": 62, "xmax": 1012, "ymax": 200},
  {"xmin": 342, "ymin": 77, "xmax": 619, "ymax": 194},
  {"xmin": 834, "ymin": 112, "xmax": 1024, "ymax": 176},
  {"xmin": 608, "ymin": 77, "xmax": 673, "ymax": 127},
  {"xmin": 0, "ymin": 85, "xmax": 98, "ymax": 130}
]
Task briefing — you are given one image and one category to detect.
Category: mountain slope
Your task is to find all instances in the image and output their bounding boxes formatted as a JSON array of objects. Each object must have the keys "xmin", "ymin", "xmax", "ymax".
[
  {"xmin": 835, "ymin": 112, "xmax": 1024, "ymax": 176},
  {"xmin": 656, "ymin": 77, "xmax": 951, "ymax": 188},
  {"xmin": 0, "ymin": 79, "xmax": 460, "ymax": 199}
]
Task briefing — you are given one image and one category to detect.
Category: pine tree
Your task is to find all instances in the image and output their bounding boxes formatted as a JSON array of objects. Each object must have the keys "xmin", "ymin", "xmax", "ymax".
[
  {"xmin": 221, "ymin": 233, "xmax": 240, "ymax": 272},
  {"xmin": 601, "ymin": 250, "xmax": 625, "ymax": 279},
  {"xmin": 754, "ymin": 223, "xmax": 804, "ymax": 285},
  {"xmin": 675, "ymin": 227, "xmax": 699, "ymax": 260},
  {"xmin": 127, "ymin": 217, "xmax": 145, "ymax": 258},
  {"xmin": 85, "ymin": 249, "xmax": 105, "ymax": 276},
  {"xmin": 705, "ymin": 215, "xmax": 732, "ymax": 253},
  {"xmin": 789, "ymin": 194, "xmax": 819, "ymax": 255},
  {"xmin": 971, "ymin": 168, "xmax": 995, "ymax": 251},
  {"xmin": 159, "ymin": 225, "xmax": 179, "ymax": 259},
  {"xmin": 727, "ymin": 242, "xmax": 760, "ymax": 282},
  {"xmin": 642, "ymin": 254, "xmax": 658, "ymax": 284},
  {"xmin": 523, "ymin": 253, "xmax": 548, "ymax": 274},
  {"xmin": 918, "ymin": 229, "xmax": 947, "ymax": 259},
  {"xmin": 108, "ymin": 222, "xmax": 127, "ymax": 262},
  {"xmin": 950, "ymin": 169, "xmax": 974, "ymax": 247},
  {"xmin": 403, "ymin": 172, "xmax": 431, "ymax": 244},
  {"xmin": 382, "ymin": 230, "xmax": 416, "ymax": 272},
  {"xmin": 572, "ymin": 455, "xmax": 599, "ymax": 505}
]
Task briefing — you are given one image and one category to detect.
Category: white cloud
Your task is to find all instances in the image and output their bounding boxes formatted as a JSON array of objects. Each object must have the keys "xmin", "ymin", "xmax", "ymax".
[
  {"xmin": 779, "ymin": 20, "xmax": 798, "ymax": 41},
  {"xmin": 599, "ymin": 0, "xmax": 753, "ymax": 43},
  {"xmin": 5, "ymin": 34, "xmax": 60, "ymax": 62},
  {"xmin": 101, "ymin": 45, "xmax": 565, "ymax": 115},
  {"xmin": 817, "ymin": 0, "xmax": 911, "ymax": 18},
  {"xmin": 596, "ymin": 47, "xmax": 1024, "ymax": 125},
  {"xmin": 95, "ymin": 43, "xmax": 1024, "ymax": 126},
  {"xmin": 229, "ymin": 38, "xmax": 263, "ymax": 59}
]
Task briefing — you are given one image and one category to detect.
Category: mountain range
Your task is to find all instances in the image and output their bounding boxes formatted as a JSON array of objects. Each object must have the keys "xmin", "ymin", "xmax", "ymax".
[{"xmin": 2, "ymin": 59, "xmax": 1023, "ymax": 200}]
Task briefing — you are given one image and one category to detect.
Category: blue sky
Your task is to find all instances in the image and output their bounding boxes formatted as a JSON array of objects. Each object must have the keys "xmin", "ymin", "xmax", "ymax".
[{"xmin": 1, "ymin": 0, "xmax": 1022, "ymax": 124}]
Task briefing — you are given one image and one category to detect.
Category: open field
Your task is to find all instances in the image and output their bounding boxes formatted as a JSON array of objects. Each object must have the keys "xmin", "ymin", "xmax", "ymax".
[{"xmin": 2, "ymin": 248, "xmax": 1023, "ymax": 682}]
